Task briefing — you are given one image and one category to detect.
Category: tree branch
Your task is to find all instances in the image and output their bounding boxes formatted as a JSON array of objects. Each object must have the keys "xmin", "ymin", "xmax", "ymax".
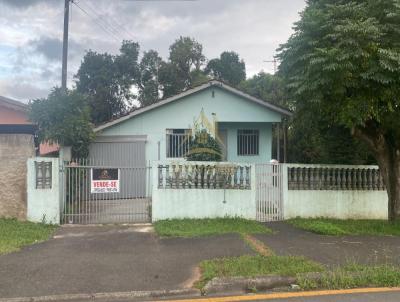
[{"xmin": 351, "ymin": 125, "xmax": 379, "ymax": 155}]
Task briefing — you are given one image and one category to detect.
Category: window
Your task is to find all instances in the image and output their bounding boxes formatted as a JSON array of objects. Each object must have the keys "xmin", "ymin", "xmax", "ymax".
[
  {"xmin": 35, "ymin": 161, "xmax": 52, "ymax": 189},
  {"xmin": 237, "ymin": 129, "xmax": 259, "ymax": 156},
  {"xmin": 166, "ymin": 129, "xmax": 191, "ymax": 158}
]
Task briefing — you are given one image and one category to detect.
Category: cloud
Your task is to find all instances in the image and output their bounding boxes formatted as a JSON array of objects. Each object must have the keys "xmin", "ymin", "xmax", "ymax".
[
  {"xmin": 29, "ymin": 37, "xmax": 62, "ymax": 61},
  {"xmin": 0, "ymin": 78, "xmax": 51, "ymax": 102},
  {"xmin": 27, "ymin": 36, "xmax": 84, "ymax": 62},
  {"xmin": 0, "ymin": 0, "xmax": 59, "ymax": 8},
  {"xmin": 0, "ymin": 0, "xmax": 307, "ymax": 100}
]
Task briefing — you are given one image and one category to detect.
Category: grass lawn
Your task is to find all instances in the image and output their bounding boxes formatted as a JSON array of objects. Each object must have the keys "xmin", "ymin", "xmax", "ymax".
[
  {"xmin": 0, "ymin": 218, "xmax": 58, "ymax": 255},
  {"xmin": 153, "ymin": 218, "xmax": 272, "ymax": 237},
  {"xmin": 298, "ymin": 263, "xmax": 400, "ymax": 290},
  {"xmin": 196, "ymin": 255, "xmax": 324, "ymax": 289},
  {"xmin": 288, "ymin": 218, "xmax": 400, "ymax": 236}
]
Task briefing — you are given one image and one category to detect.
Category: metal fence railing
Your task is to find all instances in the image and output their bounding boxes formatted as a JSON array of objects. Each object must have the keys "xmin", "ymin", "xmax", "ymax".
[
  {"xmin": 60, "ymin": 159, "xmax": 152, "ymax": 224},
  {"xmin": 256, "ymin": 164, "xmax": 283, "ymax": 222}
]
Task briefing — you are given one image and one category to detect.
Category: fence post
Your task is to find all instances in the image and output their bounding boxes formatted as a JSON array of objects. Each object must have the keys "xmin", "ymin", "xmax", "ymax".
[
  {"xmin": 152, "ymin": 161, "xmax": 161, "ymax": 222},
  {"xmin": 250, "ymin": 163, "xmax": 257, "ymax": 220},
  {"xmin": 281, "ymin": 163, "xmax": 289, "ymax": 220},
  {"xmin": 27, "ymin": 157, "xmax": 60, "ymax": 224}
]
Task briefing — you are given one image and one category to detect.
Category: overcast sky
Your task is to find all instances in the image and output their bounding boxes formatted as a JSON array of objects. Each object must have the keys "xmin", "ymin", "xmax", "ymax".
[{"xmin": 0, "ymin": 0, "xmax": 306, "ymax": 102}]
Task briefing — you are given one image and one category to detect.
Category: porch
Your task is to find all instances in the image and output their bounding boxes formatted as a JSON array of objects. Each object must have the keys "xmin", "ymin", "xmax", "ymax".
[{"xmin": 166, "ymin": 122, "xmax": 277, "ymax": 163}]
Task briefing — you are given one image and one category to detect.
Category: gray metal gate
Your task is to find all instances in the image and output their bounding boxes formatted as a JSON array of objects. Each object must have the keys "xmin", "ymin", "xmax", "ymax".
[
  {"xmin": 255, "ymin": 163, "xmax": 284, "ymax": 222},
  {"xmin": 60, "ymin": 159, "xmax": 152, "ymax": 224}
]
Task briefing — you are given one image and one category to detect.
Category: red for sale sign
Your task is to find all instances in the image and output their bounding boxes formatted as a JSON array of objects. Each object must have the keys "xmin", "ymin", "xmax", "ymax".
[{"xmin": 91, "ymin": 168, "xmax": 120, "ymax": 193}]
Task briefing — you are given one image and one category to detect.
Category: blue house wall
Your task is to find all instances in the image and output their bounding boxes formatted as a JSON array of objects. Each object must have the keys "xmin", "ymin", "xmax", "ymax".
[{"xmin": 96, "ymin": 86, "xmax": 283, "ymax": 164}]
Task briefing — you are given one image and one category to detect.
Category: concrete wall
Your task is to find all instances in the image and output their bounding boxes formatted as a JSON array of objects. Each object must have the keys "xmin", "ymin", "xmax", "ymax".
[
  {"xmin": 284, "ymin": 191, "xmax": 388, "ymax": 220},
  {"xmin": 282, "ymin": 164, "xmax": 388, "ymax": 220},
  {"xmin": 152, "ymin": 161, "xmax": 256, "ymax": 221},
  {"xmin": 97, "ymin": 86, "xmax": 281, "ymax": 164},
  {"xmin": 0, "ymin": 134, "xmax": 35, "ymax": 219},
  {"xmin": 27, "ymin": 158, "xmax": 60, "ymax": 224}
]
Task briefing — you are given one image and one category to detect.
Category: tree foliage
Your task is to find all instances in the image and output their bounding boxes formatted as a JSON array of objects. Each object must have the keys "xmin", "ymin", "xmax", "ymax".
[
  {"xmin": 186, "ymin": 129, "xmax": 222, "ymax": 162},
  {"xmin": 137, "ymin": 50, "xmax": 163, "ymax": 107},
  {"xmin": 29, "ymin": 88, "xmax": 94, "ymax": 158},
  {"xmin": 240, "ymin": 71, "xmax": 375, "ymax": 164},
  {"xmin": 75, "ymin": 37, "xmax": 248, "ymax": 110},
  {"xmin": 206, "ymin": 51, "xmax": 246, "ymax": 86},
  {"xmin": 239, "ymin": 72, "xmax": 288, "ymax": 108},
  {"xmin": 277, "ymin": 0, "xmax": 400, "ymax": 219},
  {"xmin": 75, "ymin": 41, "xmax": 139, "ymax": 125},
  {"xmin": 159, "ymin": 36, "xmax": 207, "ymax": 97}
]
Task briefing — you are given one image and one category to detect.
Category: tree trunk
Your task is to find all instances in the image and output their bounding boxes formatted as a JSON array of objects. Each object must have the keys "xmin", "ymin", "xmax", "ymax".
[
  {"xmin": 353, "ymin": 125, "xmax": 400, "ymax": 221},
  {"xmin": 376, "ymin": 151, "xmax": 400, "ymax": 221}
]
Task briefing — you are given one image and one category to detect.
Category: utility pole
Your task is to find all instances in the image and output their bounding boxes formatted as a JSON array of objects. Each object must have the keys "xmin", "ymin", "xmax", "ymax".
[
  {"xmin": 61, "ymin": 0, "xmax": 70, "ymax": 91},
  {"xmin": 263, "ymin": 58, "xmax": 277, "ymax": 74}
]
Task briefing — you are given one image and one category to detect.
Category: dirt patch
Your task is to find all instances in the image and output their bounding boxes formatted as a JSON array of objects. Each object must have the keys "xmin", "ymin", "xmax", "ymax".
[
  {"xmin": 180, "ymin": 266, "xmax": 201, "ymax": 288},
  {"xmin": 243, "ymin": 234, "xmax": 273, "ymax": 256}
]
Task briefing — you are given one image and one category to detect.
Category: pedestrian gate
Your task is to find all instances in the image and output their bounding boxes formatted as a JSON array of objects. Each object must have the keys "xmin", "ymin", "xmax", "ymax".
[
  {"xmin": 60, "ymin": 160, "xmax": 152, "ymax": 224},
  {"xmin": 255, "ymin": 164, "xmax": 284, "ymax": 222}
]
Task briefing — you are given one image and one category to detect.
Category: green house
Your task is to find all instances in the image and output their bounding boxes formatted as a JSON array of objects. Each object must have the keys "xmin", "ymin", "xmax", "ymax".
[{"xmin": 92, "ymin": 80, "xmax": 291, "ymax": 166}]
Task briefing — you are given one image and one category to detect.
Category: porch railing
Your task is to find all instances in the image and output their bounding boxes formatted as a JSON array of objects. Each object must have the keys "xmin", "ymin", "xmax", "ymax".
[{"xmin": 158, "ymin": 162, "xmax": 252, "ymax": 189}]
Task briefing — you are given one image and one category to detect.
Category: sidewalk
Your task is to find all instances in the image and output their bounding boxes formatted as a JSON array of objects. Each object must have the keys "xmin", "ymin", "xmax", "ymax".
[
  {"xmin": 0, "ymin": 225, "xmax": 253, "ymax": 299},
  {"xmin": 256, "ymin": 222, "xmax": 400, "ymax": 266}
]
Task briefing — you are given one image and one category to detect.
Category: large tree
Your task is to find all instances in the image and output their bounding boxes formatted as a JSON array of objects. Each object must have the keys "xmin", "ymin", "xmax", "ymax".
[
  {"xmin": 278, "ymin": 0, "xmax": 400, "ymax": 220},
  {"xmin": 29, "ymin": 88, "xmax": 94, "ymax": 158},
  {"xmin": 240, "ymin": 73, "xmax": 373, "ymax": 164},
  {"xmin": 159, "ymin": 36, "xmax": 207, "ymax": 97},
  {"xmin": 75, "ymin": 41, "xmax": 139, "ymax": 124},
  {"xmin": 239, "ymin": 72, "xmax": 287, "ymax": 107},
  {"xmin": 136, "ymin": 50, "xmax": 163, "ymax": 107},
  {"xmin": 206, "ymin": 51, "xmax": 246, "ymax": 86}
]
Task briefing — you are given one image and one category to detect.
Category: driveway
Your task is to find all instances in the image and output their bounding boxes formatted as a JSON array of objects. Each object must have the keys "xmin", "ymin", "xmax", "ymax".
[
  {"xmin": 256, "ymin": 222, "xmax": 400, "ymax": 266},
  {"xmin": 0, "ymin": 225, "xmax": 253, "ymax": 299}
]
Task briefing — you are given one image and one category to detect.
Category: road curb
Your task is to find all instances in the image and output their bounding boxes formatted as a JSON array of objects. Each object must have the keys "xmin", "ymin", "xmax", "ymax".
[
  {"xmin": 203, "ymin": 276, "xmax": 297, "ymax": 295},
  {"xmin": 0, "ymin": 288, "xmax": 201, "ymax": 302}
]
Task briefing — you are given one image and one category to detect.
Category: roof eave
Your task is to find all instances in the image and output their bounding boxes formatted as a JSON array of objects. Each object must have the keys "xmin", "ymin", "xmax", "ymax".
[
  {"xmin": 94, "ymin": 80, "xmax": 292, "ymax": 132},
  {"xmin": 0, "ymin": 96, "xmax": 28, "ymax": 112}
]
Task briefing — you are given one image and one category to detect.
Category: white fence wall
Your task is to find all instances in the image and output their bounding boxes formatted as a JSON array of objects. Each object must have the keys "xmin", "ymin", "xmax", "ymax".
[
  {"xmin": 282, "ymin": 164, "xmax": 388, "ymax": 220},
  {"xmin": 27, "ymin": 157, "xmax": 60, "ymax": 224},
  {"xmin": 152, "ymin": 161, "xmax": 256, "ymax": 221}
]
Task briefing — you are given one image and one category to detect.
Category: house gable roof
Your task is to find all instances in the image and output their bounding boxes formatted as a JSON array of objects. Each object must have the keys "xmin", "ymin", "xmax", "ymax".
[
  {"xmin": 94, "ymin": 80, "xmax": 292, "ymax": 133},
  {"xmin": 0, "ymin": 95, "xmax": 28, "ymax": 112}
]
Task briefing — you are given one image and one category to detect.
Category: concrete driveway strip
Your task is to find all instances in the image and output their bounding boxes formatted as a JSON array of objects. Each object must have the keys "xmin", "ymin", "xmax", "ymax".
[
  {"xmin": 256, "ymin": 222, "xmax": 400, "ymax": 266},
  {"xmin": 0, "ymin": 225, "xmax": 253, "ymax": 299}
]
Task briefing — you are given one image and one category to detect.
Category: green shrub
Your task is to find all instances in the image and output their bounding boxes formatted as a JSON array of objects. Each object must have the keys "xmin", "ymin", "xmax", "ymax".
[{"xmin": 186, "ymin": 129, "xmax": 222, "ymax": 162}]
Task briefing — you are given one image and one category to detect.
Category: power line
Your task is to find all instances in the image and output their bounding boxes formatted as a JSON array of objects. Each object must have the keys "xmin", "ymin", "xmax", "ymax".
[
  {"xmin": 71, "ymin": 0, "xmax": 123, "ymax": 42},
  {"xmin": 80, "ymin": 0, "xmax": 136, "ymax": 41},
  {"xmin": 264, "ymin": 58, "xmax": 278, "ymax": 74}
]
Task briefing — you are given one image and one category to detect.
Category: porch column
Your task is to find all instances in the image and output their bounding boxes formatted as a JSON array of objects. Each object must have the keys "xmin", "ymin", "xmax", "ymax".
[{"xmin": 276, "ymin": 123, "xmax": 280, "ymax": 162}]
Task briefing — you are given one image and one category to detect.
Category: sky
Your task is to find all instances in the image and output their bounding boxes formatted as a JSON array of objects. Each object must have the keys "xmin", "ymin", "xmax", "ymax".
[{"xmin": 0, "ymin": 0, "xmax": 306, "ymax": 102}]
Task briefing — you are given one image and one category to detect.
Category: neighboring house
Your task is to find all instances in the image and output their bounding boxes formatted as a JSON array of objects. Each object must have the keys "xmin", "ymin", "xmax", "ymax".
[
  {"xmin": 0, "ymin": 96, "xmax": 36, "ymax": 219},
  {"xmin": 92, "ymin": 80, "xmax": 291, "ymax": 166}
]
